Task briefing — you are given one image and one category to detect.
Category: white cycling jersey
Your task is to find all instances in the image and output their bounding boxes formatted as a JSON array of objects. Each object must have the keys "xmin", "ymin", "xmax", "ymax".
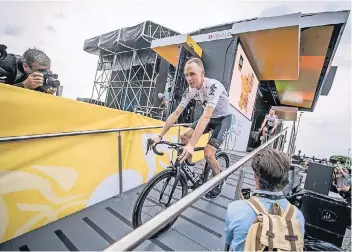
[
  {"xmin": 179, "ymin": 77, "xmax": 232, "ymax": 118},
  {"xmin": 265, "ymin": 114, "xmax": 278, "ymax": 127}
]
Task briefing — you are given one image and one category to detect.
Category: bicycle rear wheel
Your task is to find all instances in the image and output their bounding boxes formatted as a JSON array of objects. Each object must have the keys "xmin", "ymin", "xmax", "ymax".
[{"xmin": 132, "ymin": 169, "xmax": 188, "ymax": 239}]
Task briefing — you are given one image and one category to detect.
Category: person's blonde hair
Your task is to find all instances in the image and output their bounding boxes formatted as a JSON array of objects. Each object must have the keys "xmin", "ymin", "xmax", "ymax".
[{"xmin": 185, "ymin": 57, "xmax": 204, "ymax": 70}]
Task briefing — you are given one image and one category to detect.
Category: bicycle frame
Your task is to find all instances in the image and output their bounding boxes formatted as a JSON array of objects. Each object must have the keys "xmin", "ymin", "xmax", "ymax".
[
  {"xmin": 158, "ymin": 161, "xmax": 209, "ymax": 206},
  {"xmin": 155, "ymin": 144, "xmax": 206, "ymax": 205},
  {"xmin": 146, "ymin": 139, "xmax": 223, "ymax": 206}
]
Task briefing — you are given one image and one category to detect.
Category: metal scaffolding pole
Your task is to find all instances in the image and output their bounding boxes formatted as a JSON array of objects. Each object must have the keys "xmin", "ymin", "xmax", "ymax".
[{"xmin": 88, "ymin": 21, "xmax": 179, "ymax": 113}]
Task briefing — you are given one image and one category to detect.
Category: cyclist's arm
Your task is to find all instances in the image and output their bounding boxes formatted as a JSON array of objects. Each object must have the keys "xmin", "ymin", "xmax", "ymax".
[
  {"xmin": 159, "ymin": 105, "xmax": 184, "ymax": 138},
  {"xmin": 260, "ymin": 117, "xmax": 267, "ymax": 131},
  {"xmin": 159, "ymin": 88, "xmax": 193, "ymax": 138}
]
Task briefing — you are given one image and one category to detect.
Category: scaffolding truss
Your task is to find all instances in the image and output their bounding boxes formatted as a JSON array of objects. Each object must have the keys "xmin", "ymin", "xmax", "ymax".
[{"xmin": 84, "ymin": 21, "xmax": 179, "ymax": 111}]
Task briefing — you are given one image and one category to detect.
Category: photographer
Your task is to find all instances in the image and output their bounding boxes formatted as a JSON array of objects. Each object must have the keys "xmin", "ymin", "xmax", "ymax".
[{"xmin": 0, "ymin": 46, "xmax": 58, "ymax": 94}]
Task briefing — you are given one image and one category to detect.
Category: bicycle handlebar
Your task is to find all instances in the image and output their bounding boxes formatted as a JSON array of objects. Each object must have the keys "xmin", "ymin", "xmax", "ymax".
[
  {"xmin": 146, "ymin": 138, "xmax": 204, "ymax": 166},
  {"xmin": 147, "ymin": 138, "xmax": 167, "ymax": 156}
]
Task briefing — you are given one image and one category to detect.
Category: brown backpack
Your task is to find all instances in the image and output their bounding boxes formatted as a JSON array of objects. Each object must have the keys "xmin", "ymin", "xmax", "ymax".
[{"xmin": 244, "ymin": 197, "xmax": 304, "ymax": 251}]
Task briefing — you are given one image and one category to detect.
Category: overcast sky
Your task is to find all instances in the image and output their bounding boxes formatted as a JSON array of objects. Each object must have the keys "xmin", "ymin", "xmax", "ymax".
[{"xmin": 0, "ymin": 0, "xmax": 351, "ymax": 158}]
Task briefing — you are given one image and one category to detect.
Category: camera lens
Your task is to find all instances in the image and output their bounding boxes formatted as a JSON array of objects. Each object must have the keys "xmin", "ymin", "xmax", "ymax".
[{"xmin": 46, "ymin": 77, "xmax": 60, "ymax": 88}]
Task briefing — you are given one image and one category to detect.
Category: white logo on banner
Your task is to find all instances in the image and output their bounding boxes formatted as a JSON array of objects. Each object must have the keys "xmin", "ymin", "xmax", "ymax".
[{"xmin": 193, "ymin": 30, "xmax": 232, "ymax": 43}]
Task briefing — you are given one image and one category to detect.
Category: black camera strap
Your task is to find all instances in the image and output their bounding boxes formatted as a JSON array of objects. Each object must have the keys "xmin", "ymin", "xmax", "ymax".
[{"xmin": 252, "ymin": 192, "xmax": 285, "ymax": 200}]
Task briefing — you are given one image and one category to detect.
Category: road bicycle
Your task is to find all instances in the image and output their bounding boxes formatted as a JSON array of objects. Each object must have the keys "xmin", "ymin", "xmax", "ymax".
[
  {"xmin": 132, "ymin": 138, "xmax": 230, "ymax": 239},
  {"xmin": 260, "ymin": 128, "xmax": 275, "ymax": 145}
]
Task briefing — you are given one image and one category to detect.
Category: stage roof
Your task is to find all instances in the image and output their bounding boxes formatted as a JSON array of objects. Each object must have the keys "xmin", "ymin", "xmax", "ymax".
[{"xmin": 83, "ymin": 21, "xmax": 179, "ymax": 55}]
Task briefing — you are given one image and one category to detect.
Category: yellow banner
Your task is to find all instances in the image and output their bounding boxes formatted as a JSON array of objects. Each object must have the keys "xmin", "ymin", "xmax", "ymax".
[{"xmin": 0, "ymin": 85, "xmax": 208, "ymax": 243}]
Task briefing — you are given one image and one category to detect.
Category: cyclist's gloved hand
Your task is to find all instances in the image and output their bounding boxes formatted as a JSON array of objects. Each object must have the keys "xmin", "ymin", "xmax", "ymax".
[{"xmin": 151, "ymin": 135, "xmax": 162, "ymax": 146}]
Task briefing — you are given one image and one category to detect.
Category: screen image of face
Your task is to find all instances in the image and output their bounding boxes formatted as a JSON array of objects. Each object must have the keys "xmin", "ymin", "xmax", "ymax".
[{"xmin": 228, "ymin": 42, "xmax": 259, "ymax": 120}]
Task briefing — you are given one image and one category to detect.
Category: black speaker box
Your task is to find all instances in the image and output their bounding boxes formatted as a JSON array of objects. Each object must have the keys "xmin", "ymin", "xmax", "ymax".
[
  {"xmin": 304, "ymin": 162, "xmax": 334, "ymax": 195},
  {"xmin": 300, "ymin": 191, "xmax": 351, "ymax": 247}
]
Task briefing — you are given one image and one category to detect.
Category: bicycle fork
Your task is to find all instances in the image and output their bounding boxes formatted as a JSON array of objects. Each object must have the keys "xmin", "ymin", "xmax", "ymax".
[{"xmin": 159, "ymin": 167, "xmax": 181, "ymax": 207}]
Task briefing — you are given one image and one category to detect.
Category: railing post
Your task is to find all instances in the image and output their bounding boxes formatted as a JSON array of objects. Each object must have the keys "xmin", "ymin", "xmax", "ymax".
[
  {"xmin": 276, "ymin": 135, "xmax": 282, "ymax": 150},
  {"xmin": 234, "ymin": 165, "xmax": 245, "ymax": 200},
  {"xmin": 281, "ymin": 134, "xmax": 285, "ymax": 151},
  {"xmin": 279, "ymin": 135, "xmax": 284, "ymax": 151},
  {"xmin": 177, "ymin": 126, "xmax": 181, "ymax": 143},
  {"xmin": 118, "ymin": 131, "xmax": 123, "ymax": 195},
  {"xmin": 283, "ymin": 130, "xmax": 287, "ymax": 152}
]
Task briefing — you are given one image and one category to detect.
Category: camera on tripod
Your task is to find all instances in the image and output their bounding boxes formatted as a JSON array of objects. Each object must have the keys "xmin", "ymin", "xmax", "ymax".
[{"xmin": 35, "ymin": 69, "xmax": 60, "ymax": 92}]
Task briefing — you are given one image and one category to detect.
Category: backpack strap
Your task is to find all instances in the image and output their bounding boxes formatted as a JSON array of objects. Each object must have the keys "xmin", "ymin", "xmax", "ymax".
[
  {"xmin": 246, "ymin": 197, "xmax": 267, "ymax": 215},
  {"xmin": 266, "ymin": 203, "xmax": 281, "ymax": 251},
  {"xmin": 282, "ymin": 201, "xmax": 292, "ymax": 217},
  {"xmin": 265, "ymin": 214, "xmax": 275, "ymax": 251},
  {"xmin": 284, "ymin": 204, "xmax": 298, "ymax": 251},
  {"xmin": 246, "ymin": 197, "xmax": 268, "ymax": 251}
]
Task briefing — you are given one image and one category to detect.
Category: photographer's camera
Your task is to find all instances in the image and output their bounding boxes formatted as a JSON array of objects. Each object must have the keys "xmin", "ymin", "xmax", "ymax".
[{"xmin": 35, "ymin": 69, "xmax": 60, "ymax": 93}]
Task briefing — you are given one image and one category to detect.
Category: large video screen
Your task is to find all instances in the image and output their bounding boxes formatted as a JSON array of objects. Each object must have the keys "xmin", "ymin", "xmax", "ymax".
[{"xmin": 228, "ymin": 42, "xmax": 259, "ymax": 120}]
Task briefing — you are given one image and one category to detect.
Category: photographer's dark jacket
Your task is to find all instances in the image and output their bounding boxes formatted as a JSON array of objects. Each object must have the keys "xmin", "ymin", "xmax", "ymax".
[{"xmin": 0, "ymin": 54, "xmax": 28, "ymax": 85}]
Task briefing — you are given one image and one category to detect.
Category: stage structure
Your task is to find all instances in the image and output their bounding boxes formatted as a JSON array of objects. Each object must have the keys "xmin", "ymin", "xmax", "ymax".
[
  {"xmin": 83, "ymin": 11, "xmax": 348, "ymax": 153},
  {"xmin": 83, "ymin": 21, "xmax": 179, "ymax": 111}
]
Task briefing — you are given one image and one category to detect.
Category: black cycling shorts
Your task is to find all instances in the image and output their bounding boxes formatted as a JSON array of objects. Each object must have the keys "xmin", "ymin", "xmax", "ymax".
[
  {"xmin": 267, "ymin": 125, "xmax": 274, "ymax": 132},
  {"xmin": 190, "ymin": 114, "xmax": 232, "ymax": 149}
]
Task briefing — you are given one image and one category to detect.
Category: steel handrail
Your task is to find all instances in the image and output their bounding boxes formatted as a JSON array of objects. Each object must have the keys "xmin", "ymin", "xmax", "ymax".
[
  {"xmin": 0, "ymin": 123, "xmax": 191, "ymax": 143},
  {"xmin": 105, "ymin": 128, "xmax": 288, "ymax": 251}
]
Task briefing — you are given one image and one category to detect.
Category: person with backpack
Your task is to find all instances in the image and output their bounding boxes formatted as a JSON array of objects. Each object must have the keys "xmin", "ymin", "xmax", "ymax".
[{"xmin": 225, "ymin": 148, "xmax": 305, "ymax": 251}]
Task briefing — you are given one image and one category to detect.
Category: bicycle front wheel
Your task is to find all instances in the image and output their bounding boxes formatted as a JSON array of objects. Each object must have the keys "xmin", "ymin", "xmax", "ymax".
[{"xmin": 132, "ymin": 169, "xmax": 188, "ymax": 239}]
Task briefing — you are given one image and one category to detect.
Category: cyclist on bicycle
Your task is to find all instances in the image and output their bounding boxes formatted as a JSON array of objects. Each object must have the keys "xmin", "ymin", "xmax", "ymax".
[
  {"xmin": 259, "ymin": 109, "xmax": 278, "ymax": 140},
  {"xmin": 151, "ymin": 57, "xmax": 232, "ymax": 199}
]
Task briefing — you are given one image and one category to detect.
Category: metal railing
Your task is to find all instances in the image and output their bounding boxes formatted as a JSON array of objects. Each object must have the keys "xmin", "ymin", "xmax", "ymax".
[
  {"xmin": 0, "ymin": 124, "xmax": 190, "ymax": 143},
  {"xmin": 105, "ymin": 128, "xmax": 288, "ymax": 251},
  {"xmin": 0, "ymin": 123, "xmax": 191, "ymax": 195}
]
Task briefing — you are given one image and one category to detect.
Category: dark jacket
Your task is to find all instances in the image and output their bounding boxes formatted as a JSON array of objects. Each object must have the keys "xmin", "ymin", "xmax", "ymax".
[{"xmin": 0, "ymin": 54, "xmax": 28, "ymax": 85}]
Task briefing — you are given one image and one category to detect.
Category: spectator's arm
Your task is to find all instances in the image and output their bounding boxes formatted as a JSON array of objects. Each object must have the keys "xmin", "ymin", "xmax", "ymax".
[
  {"xmin": 341, "ymin": 169, "xmax": 349, "ymax": 177},
  {"xmin": 224, "ymin": 201, "xmax": 254, "ymax": 251},
  {"xmin": 224, "ymin": 207, "xmax": 234, "ymax": 247},
  {"xmin": 338, "ymin": 185, "xmax": 351, "ymax": 192}
]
